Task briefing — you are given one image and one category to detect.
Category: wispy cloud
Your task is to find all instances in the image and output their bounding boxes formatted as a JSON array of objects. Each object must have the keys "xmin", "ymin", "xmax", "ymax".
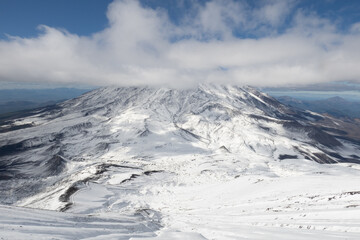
[{"xmin": 0, "ymin": 0, "xmax": 360, "ymax": 88}]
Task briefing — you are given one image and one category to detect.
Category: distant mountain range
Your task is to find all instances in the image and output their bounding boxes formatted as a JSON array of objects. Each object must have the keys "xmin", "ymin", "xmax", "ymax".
[
  {"xmin": 0, "ymin": 88, "xmax": 91, "ymax": 115},
  {"xmin": 276, "ymin": 96, "xmax": 360, "ymax": 119},
  {"xmin": 263, "ymin": 82, "xmax": 360, "ymax": 92}
]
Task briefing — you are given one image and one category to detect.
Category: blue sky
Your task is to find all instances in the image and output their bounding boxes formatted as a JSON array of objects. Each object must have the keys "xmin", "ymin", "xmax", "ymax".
[
  {"xmin": 1, "ymin": 0, "xmax": 360, "ymax": 88},
  {"xmin": 1, "ymin": 0, "xmax": 360, "ymax": 38},
  {"xmin": 0, "ymin": 0, "xmax": 112, "ymax": 38}
]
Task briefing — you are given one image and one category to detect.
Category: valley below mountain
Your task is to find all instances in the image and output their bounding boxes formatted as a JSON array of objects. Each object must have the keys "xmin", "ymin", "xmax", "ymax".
[{"xmin": 0, "ymin": 84, "xmax": 360, "ymax": 239}]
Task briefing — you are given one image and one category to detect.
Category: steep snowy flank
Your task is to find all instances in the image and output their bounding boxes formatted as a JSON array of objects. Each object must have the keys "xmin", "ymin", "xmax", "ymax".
[{"xmin": 0, "ymin": 84, "xmax": 360, "ymax": 239}]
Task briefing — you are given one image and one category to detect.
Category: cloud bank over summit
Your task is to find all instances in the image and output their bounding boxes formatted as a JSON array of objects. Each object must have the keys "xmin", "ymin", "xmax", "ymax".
[{"xmin": 1, "ymin": 0, "xmax": 360, "ymax": 88}]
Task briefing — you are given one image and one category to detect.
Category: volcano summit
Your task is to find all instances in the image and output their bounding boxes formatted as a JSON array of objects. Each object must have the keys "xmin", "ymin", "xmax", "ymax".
[{"xmin": 1, "ymin": 84, "xmax": 360, "ymax": 239}]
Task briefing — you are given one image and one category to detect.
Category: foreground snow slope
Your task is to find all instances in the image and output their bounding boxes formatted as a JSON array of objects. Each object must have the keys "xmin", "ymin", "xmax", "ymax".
[
  {"xmin": 0, "ymin": 204, "xmax": 158, "ymax": 240},
  {"xmin": 1, "ymin": 159, "xmax": 360, "ymax": 240},
  {"xmin": 0, "ymin": 84, "xmax": 360, "ymax": 239}
]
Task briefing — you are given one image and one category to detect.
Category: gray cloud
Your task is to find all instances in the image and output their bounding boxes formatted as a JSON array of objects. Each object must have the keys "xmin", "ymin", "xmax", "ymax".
[{"xmin": 0, "ymin": 0, "xmax": 360, "ymax": 88}]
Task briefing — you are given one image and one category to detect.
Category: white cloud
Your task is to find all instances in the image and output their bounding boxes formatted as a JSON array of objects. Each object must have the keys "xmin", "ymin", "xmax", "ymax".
[
  {"xmin": 0, "ymin": 0, "xmax": 360, "ymax": 88},
  {"xmin": 350, "ymin": 22, "xmax": 360, "ymax": 34},
  {"xmin": 254, "ymin": 0, "xmax": 296, "ymax": 28},
  {"xmin": 194, "ymin": 0, "xmax": 246, "ymax": 39}
]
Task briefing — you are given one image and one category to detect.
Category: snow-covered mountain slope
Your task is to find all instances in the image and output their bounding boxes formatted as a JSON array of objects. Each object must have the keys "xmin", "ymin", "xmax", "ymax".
[{"xmin": 0, "ymin": 84, "xmax": 360, "ymax": 239}]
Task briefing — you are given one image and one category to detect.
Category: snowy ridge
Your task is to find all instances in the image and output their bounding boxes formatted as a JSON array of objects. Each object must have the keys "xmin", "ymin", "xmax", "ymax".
[{"xmin": 0, "ymin": 84, "xmax": 360, "ymax": 239}]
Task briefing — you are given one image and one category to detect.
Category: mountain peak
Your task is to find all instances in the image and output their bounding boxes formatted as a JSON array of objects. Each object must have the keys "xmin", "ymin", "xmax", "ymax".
[
  {"xmin": 0, "ymin": 87, "xmax": 358, "ymax": 201},
  {"xmin": 1, "ymin": 84, "xmax": 360, "ymax": 239}
]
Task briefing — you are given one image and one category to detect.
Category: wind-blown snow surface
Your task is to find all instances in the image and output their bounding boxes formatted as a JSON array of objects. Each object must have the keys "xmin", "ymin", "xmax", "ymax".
[{"xmin": 1, "ymin": 84, "xmax": 360, "ymax": 239}]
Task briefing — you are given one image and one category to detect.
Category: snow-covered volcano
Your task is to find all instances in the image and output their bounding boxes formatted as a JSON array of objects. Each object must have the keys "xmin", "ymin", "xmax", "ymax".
[{"xmin": 1, "ymin": 84, "xmax": 360, "ymax": 239}]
